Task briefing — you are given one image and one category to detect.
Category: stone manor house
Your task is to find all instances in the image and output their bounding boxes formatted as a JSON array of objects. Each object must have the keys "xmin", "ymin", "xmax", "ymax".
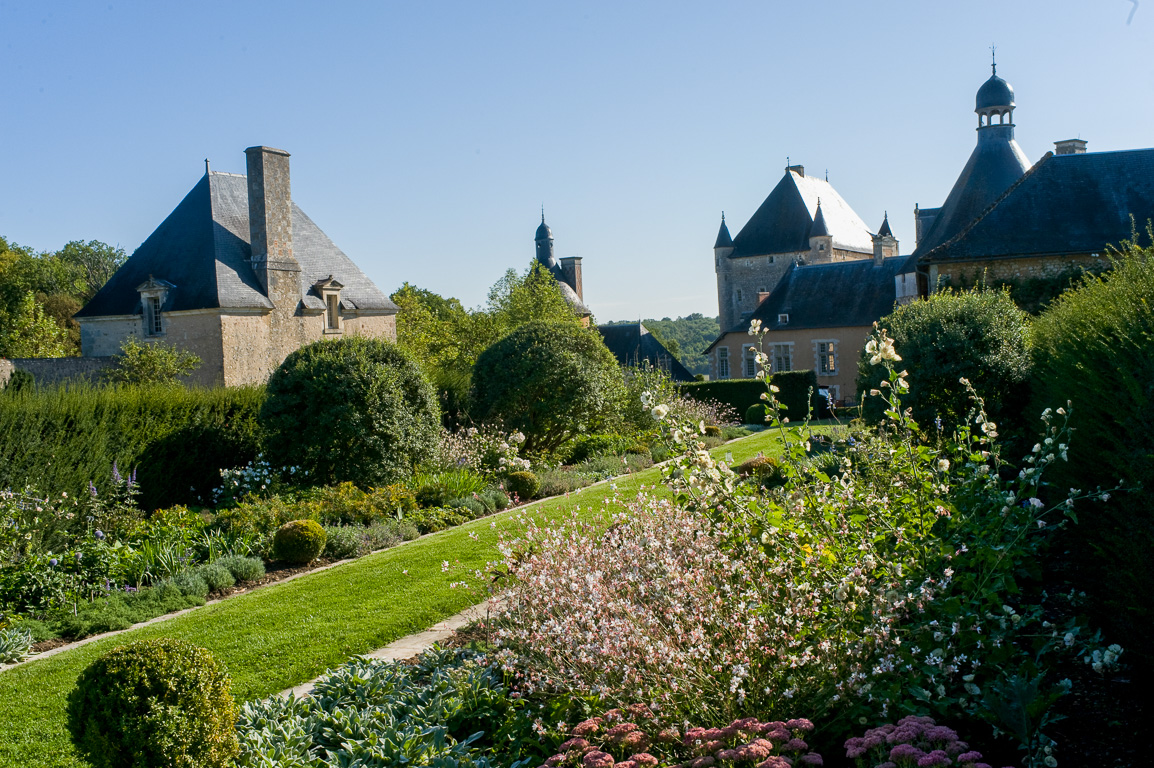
[
  {"xmin": 706, "ymin": 62, "xmax": 1154, "ymax": 404},
  {"xmin": 75, "ymin": 146, "xmax": 398, "ymax": 386}
]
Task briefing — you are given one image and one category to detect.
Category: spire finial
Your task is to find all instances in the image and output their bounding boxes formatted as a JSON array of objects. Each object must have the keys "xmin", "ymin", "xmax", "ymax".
[
  {"xmin": 205, "ymin": 158, "xmax": 210, "ymax": 174},
  {"xmin": 721, "ymin": 211, "xmax": 725, "ymax": 223},
  {"xmin": 541, "ymin": 205, "xmax": 545, "ymax": 224},
  {"xmin": 991, "ymin": 44, "xmax": 997, "ymax": 75},
  {"xmin": 825, "ymin": 169, "xmax": 829, "ymax": 182}
]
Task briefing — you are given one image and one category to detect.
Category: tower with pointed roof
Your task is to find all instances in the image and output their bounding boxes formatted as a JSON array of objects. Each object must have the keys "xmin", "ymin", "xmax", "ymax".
[
  {"xmin": 912, "ymin": 59, "xmax": 1031, "ymax": 259},
  {"xmin": 533, "ymin": 213, "xmax": 591, "ymax": 324},
  {"xmin": 871, "ymin": 212, "xmax": 899, "ymax": 266},
  {"xmin": 712, "ymin": 164, "xmax": 876, "ymax": 331}
]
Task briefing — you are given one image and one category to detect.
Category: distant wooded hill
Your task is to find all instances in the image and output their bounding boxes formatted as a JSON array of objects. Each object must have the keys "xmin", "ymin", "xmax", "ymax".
[{"xmin": 603, "ymin": 313, "xmax": 719, "ymax": 376}]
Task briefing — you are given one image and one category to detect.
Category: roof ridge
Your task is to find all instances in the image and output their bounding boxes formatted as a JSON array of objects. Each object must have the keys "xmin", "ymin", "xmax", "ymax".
[{"xmin": 924, "ymin": 151, "xmax": 1054, "ymax": 260}]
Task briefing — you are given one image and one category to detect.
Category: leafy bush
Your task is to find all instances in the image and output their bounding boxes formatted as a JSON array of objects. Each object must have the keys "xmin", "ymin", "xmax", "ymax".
[
  {"xmin": 856, "ymin": 288, "xmax": 1032, "ymax": 432},
  {"xmin": 215, "ymin": 555, "xmax": 265, "ymax": 583},
  {"xmin": 504, "ymin": 470, "xmax": 540, "ymax": 501},
  {"xmin": 402, "ymin": 507, "xmax": 467, "ymax": 534},
  {"xmin": 745, "ymin": 403, "xmax": 770, "ymax": 425},
  {"xmin": 49, "ymin": 583, "xmax": 203, "ymax": 640},
  {"xmin": 236, "ymin": 648, "xmax": 539, "ymax": 768},
  {"xmin": 0, "ymin": 384, "xmax": 263, "ymax": 511},
  {"xmin": 412, "ymin": 469, "xmax": 488, "ymax": 508},
  {"xmin": 260, "ymin": 336, "xmax": 440, "ymax": 488},
  {"xmin": 448, "ymin": 496, "xmax": 486, "ymax": 517},
  {"xmin": 194, "ymin": 562, "xmax": 235, "ymax": 592},
  {"xmin": 0, "ymin": 625, "xmax": 33, "ymax": 663},
  {"xmin": 1031, "ymin": 235, "xmax": 1154, "ymax": 674},
  {"xmin": 538, "ymin": 469, "xmax": 594, "ymax": 498},
  {"xmin": 67, "ymin": 638, "xmax": 239, "ymax": 768},
  {"xmin": 471, "ymin": 321, "xmax": 626, "ymax": 453},
  {"xmin": 170, "ymin": 571, "xmax": 209, "ymax": 598},
  {"xmin": 362, "ymin": 521, "xmax": 405, "ymax": 551},
  {"xmin": 703, "ymin": 425, "xmax": 722, "ymax": 438},
  {"xmin": 103, "ymin": 337, "xmax": 202, "ymax": 386},
  {"xmin": 564, "ymin": 434, "xmax": 633, "ymax": 464},
  {"xmin": 271, "ymin": 519, "xmax": 327, "ymax": 564},
  {"xmin": 322, "ymin": 525, "xmax": 366, "ymax": 560}
]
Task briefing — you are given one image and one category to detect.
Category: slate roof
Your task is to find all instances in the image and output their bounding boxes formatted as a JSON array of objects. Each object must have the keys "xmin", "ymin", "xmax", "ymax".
[
  {"xmin": 705, "ymin": 257, "xmax": 905, "ymax": 352},
  {"xmin": 714, "ymin": 215, "xmax": 733, "ymax": 248},
  {"xmin": 912, "ymin": 126, "xmax": 1032, "ymax": 259},
  {"xmin": 877, "ymin": 213, "xmax": 894, "ymax": 238},
  {"xmin": 925, "ymin": 148, "xmax": 1154, "ymax": 262},
  {"xmin": 729, "ymin": 169, "xmax": 874, "ymax": 257},
  {"xmin": 597, "ymin": 322, "xmax": 696, "ymax": 382},
  {"xmin": 77, "ymin": 172, "xmax": 397, "ymax": 318}
]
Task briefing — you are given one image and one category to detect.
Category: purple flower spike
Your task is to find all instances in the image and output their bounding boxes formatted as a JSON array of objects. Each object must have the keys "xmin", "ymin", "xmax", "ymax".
[
  {"xmin": 111, "ymin": 461, "xmax": 121, "ymax": 485},
  {"xmin": 88, "ymin": 481, "xmax": 98, "ymax": 498}
]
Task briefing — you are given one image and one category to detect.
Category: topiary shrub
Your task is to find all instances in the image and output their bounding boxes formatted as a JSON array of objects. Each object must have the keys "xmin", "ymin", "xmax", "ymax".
[
  {"xmin": 745, "ymin": 403, "xmax": 770, "ymax": 424},
  {"xmin": 272, "ymin": 519, "xmax": 327, "ymax": 564},
  {"xmin": 66, "ymin": 637, "xmax": 239, "ymax": 768},
  {"xmin": 504, "ymin": 470, "xmax": 540, "ymax": 501},
  {"xmin": 470, "ymin": 322, "xmax": 626, "ymax": 453},
  {"xmin": 703, "ymin": 425, "xmax": 723, "ymax": 438},
  {"xmin": 260, "ymin": 337, "xmax": 440, "ymax": 488},
  {"xmin": 770, "ymin": 370, "xmax": 827, "ymax": 420},
  {"xmin": 194, "ymin": 563, "xmax": 235, "ymax": 592},
  {"xmin": 856, "ymin": 288, "xmax": 1032, "ymax": 433},
  {"xmin": 215, "ymin": 555, "xmax": 265, "ymax": 583}
]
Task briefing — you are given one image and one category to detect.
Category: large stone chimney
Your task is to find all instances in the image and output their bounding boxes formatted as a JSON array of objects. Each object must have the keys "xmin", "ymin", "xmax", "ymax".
[
  {"xmin": 1054, "ymin": 139, "xmax": 1088, "ymax": 155},
  {"xmin": 245, "ymin": 146, "xmax": 305, "ymax": 378},
  {"xmin": 245, "ymin": 146, "xmax": 299, "ymax": 297},
  {"xmin": 560, "ymin": 257, "xmax": 583, "ymax": 301}
]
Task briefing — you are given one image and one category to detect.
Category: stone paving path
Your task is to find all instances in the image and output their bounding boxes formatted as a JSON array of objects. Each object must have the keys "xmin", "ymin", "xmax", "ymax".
[{"xmin": 276, "ymin": 599, "xmax": 494, "ymax": 699}]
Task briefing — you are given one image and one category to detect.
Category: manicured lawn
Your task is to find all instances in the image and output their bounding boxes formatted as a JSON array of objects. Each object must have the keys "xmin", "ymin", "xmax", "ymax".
[{"xmin": 0, "ymin": 426, "xmax": 805, "ymax": 768}]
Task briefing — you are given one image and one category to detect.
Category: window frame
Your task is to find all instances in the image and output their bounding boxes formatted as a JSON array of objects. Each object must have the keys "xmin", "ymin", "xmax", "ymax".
[{"xmin": 717, "ymin": 347, "xmax": 730, "ymax": 379}]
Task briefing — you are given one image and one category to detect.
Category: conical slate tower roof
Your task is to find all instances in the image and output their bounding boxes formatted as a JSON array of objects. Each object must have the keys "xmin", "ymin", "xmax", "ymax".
[
  {"xmin": 809, "ymin": 201, "xmax": 830, "ymax": 237},
  {"xmin": 714, "ymin": 213, "xmax": 733, "ymax": 248},
  {"xmin": 877, "ymin": 212, "xmax": 894, "ymax": 238}
]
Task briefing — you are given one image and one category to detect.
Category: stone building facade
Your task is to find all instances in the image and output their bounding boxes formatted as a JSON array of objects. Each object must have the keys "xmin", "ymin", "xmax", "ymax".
[{"xmin": 75, "ymin": 146, "xmax": 398, "ymax": 386}]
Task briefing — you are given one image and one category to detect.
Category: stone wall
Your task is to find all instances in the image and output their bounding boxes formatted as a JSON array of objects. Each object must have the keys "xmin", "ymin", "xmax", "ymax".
[
  {"xmin": 709, "ymin": 323, "xmax": 872, "ymax": 405},
  {"xmin": 1, "ymin": 356, "xmax": 115, "ymax": 387},
  {"xmin": 928, "ymin": 253, "xmax": 1104, "ymax": 288}
]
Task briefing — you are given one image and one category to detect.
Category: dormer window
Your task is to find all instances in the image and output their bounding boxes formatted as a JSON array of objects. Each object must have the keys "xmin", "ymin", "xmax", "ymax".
[
  {"xmin": 778, "ymin": 313, "xmax": 789, "ymax": 324},
  {"xmin": 315, "ymin": 275, "xmax": 345, "ymax": 335},
  {"xmin": 136, "ymin": 276, "xmax": 174, "ymax": 337}
]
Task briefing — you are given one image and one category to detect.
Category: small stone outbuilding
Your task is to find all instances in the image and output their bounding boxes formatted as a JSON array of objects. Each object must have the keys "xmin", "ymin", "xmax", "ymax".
[{"xmin": 75, "ymin": 146, "xmax": 398, "ymax": 386}]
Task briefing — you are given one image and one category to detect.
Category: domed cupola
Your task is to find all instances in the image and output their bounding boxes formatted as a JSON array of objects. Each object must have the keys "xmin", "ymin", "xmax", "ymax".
[
  {"xmin": 535, "ymin": 210, "xmax": 557, "ymax": 268},
  {"xmin": 975, "ymin": 55, "xmax": 1015, "ymax": 128}
]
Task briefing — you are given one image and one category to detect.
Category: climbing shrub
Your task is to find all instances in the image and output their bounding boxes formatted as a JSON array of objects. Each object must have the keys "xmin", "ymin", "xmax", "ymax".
[
  {"xmin": 260, "ymin": 337, "xmax": 439, "ymax": 488},
  {"xmin": 271, "ymin": 519, "xmax": 327, "ymax": 564},
  {"xmin": 66, "ymin": 638, "xmax": 239, "ymax": 768}
]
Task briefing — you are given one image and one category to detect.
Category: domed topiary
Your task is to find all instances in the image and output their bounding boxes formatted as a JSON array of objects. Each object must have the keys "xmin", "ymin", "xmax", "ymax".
[
  {"xmin": 260, "ymin": 336, "xmax": 440, "ymax": 487},
  {"xmin": 504, "ymin": 470, "xmax": 540, "ymax": 501},
  {"xmin": 745, "ymin": 403, "xmax": 770, "ymax": 425},
  {"xmin": 66, "ymin": 637, "xmax": 239, "ymax": 768},
  {"xmin": 272, "ymin": 519, "xmax": 327, "ymax": 564}
]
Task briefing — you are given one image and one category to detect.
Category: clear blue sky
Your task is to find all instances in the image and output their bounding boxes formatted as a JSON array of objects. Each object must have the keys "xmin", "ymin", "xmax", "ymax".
[{"xmin": 2, "ymin": 1, "xmax": 1151, "ymax": 321}]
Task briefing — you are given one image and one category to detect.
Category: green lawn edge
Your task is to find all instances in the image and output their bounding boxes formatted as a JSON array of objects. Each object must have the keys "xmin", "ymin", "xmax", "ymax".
[{"xmin": 0, "ymin": 426, "xmax": 801, "ymax": 768}]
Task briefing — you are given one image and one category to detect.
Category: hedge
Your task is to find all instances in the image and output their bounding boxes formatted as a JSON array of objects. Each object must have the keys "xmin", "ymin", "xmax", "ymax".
[
  {"xmin": 680, "ymin": 371, "xmax": 826, "ymax": 422},
  {"xmin": 0, "ymin": 384, "xmax": 263, "ymax": 510}
]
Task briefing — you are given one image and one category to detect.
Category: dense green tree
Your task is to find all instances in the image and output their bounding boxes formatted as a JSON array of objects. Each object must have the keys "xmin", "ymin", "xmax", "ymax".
[
  {"xmin": 471, "ymin": 321, "xmax": 625, "ymax": 452},
  {"xmin": 260, "ymin": 337, "xmax": 439, "ymax": 487},
  {"xmin": 102, "ymin": 338, "xmax": 202, "ymax": 386},
  {"xmin": 0, "ymin": 291, "xmax": 68, "ymax": 358},
  {"xmin": 856, "ymin": 288, "xmax": 1033, "ymax": 433}
]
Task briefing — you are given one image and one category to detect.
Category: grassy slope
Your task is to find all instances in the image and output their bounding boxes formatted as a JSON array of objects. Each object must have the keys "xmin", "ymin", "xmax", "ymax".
[{"xmin": 0, "ymin": 428, "xmax": 796, "ymax": 768}]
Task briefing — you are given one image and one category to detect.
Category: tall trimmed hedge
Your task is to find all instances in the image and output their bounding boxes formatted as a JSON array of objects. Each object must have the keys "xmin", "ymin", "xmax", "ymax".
[
  {"xmin": 1030, "ymin": 239, "xmax": 1154, "ymax": 677},
  {"xmin": 0, "ymin": 384, "xmax": 263, "ymax": 510},
  {"xmin": 679, "ymin": 371, "xmax": 825, "ymax": 422}
]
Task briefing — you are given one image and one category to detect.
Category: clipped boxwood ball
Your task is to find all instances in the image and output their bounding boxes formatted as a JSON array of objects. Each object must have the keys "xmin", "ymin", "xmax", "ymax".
[
  {"xmin": 66, "ymin": 637, "xmax": 239, "ymax": 768},
  {"xmin": 504, "ymin": 470, "xmax": 540, "ymax": 501},
  {"xmin": 272, "ymin": 519, "xmax": 327, "ymax": 564},
  {"xmin": 745, "ymin": 403, "xmax": 771, "ymax": 424}
]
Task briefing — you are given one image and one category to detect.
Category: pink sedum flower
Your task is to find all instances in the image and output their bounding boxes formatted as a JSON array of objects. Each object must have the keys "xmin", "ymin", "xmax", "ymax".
[{"xmin": 584, "ymin": 751, "xmax": 615, "ymax": 768}]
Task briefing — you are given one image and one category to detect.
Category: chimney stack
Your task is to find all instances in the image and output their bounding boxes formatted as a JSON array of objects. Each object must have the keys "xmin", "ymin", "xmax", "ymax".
[
  {"xmin": 786, "ymin": 164, "xmax": 805, "ymax": 177},
  {"xmin": 1054, "ymin": 139, "xmax": 1088, "ymax": 155},
  {"xmin": 560, "ymin": 257, "xmax": 583, "ymax": 300},
  {"xmin": 245, "ymin": 146, "xmax": 298, "ymax": 294}
]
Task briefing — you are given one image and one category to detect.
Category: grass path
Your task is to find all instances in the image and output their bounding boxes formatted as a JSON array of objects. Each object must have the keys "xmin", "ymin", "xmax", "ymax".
[{"xmin": 0, "ymin": 428, "xmax": 796, "ymax": 768}]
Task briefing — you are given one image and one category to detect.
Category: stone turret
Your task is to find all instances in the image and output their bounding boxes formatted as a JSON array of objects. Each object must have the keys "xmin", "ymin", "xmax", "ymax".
[
  {"xmin": 872, "ymin": 212, "xmax": 899, "ymax": 265},
  {"xmin": 808, "ymin": 200, "xmax": 832, "ymax": 262}
]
